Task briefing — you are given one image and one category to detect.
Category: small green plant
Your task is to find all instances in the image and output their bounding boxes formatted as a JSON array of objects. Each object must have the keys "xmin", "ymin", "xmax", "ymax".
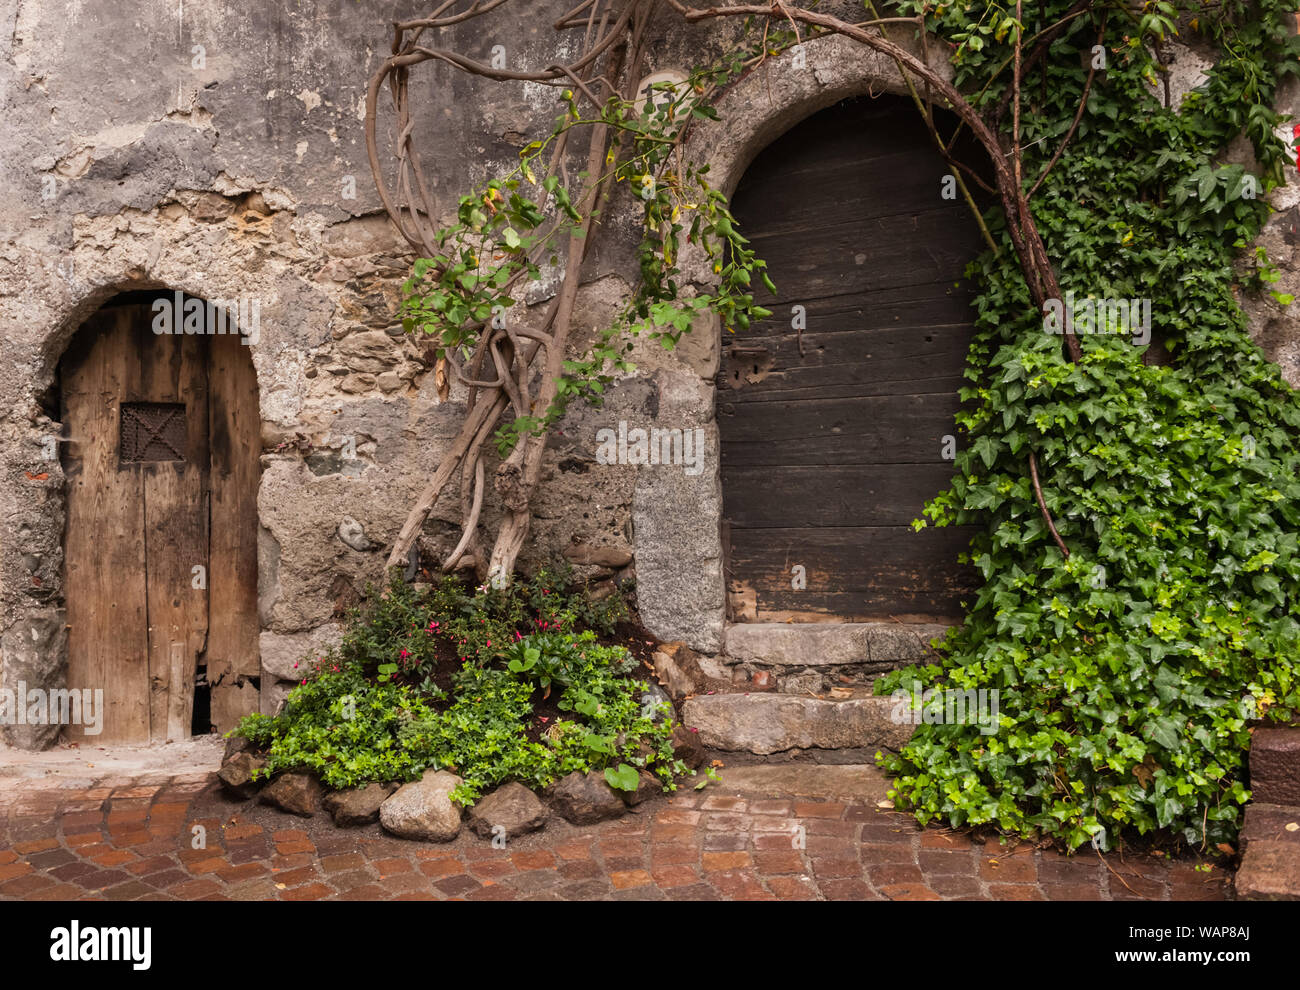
[
  {"xmin": 604, "ymin": 764, "xmax": 640, "ymax": 792},
  {"xmin": 694, "ymin": 766, "xmax": 722, "ymax": 791}
]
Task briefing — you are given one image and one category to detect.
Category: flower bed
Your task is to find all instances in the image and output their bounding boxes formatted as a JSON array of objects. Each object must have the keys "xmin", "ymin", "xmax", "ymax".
[{"xmin": 223, "ymin": 569, "xmax": 703, "ymax": 836}]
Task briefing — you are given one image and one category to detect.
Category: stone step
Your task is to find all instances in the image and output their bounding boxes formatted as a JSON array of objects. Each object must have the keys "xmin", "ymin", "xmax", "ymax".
[
  {"xmin": 1235, "ymin": 727, "xmax": 1300, "ymax": 899},
  {"xmin": 1234, "ymin": 802, "xmax": 1300, "ymax": 900},
  {"xmin": 1239, "ymin": 802, "xmax": 1300, "ymax": 854},
  {"xmin": 724, "ymin": 622, "xmax": 953, "ymax": 668},
  {"xmin": 680, "ymin": 689, "xmax": 914, "ymax": 756},
  {"xmin": 1248, "ymin": 727, "xmax": 1300, "ymax": 805},
  {"xmin": 717, "ymin": 622, "xmax": 954, "ymax": 695}
]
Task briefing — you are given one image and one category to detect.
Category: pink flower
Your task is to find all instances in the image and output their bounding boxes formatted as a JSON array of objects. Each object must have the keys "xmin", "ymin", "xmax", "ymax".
[{"xmin": 400, "ymin": 649, "xmax": 409, "ymax": 659}]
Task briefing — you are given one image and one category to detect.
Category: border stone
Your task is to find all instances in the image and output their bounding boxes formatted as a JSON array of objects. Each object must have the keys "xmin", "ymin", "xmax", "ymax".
[
  {"xmin": 380, "ymin": 770, "xmax": 464, "ymax": 841},
  {"xmin": 681, "ymin": 693, "xmax": 914, "ymax": 755},
  {"xmin": 1249, "ymin": 728, "xmax": 1300, "ymax": 806},
  {"xmin": 722, "ymin": 622, "xmax": 953, "ymax": 668}
]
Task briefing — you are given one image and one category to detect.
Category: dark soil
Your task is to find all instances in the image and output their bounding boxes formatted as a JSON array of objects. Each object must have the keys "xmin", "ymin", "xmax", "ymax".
[
  {"xmin": 523, "ymin": 687, "xmax": 567, "ymax": 745},
  {"xmin": 612, "ymin": 619, "xmax": 663, "ymax": 672}
]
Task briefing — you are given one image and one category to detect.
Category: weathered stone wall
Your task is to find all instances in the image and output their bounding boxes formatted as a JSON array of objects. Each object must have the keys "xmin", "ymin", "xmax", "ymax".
[{"xmin": 0, "ymin": 1, "xmax": 1297, "ymax": 747}]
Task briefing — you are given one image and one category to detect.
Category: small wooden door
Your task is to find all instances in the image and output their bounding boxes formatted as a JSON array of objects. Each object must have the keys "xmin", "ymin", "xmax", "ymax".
[
  {"xmin": 719, "ymin": 96, "xmax": 983, "ymax": 622},
  {"xmin": 61, "ymin": 297, "xmax": 260, "ymax": 742}
]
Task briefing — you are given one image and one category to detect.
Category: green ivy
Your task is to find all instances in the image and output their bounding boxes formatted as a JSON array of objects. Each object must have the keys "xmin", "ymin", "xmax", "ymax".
[{"xmin": 875, "ymin": 0, "xmax": 1300, "ymax": 851}]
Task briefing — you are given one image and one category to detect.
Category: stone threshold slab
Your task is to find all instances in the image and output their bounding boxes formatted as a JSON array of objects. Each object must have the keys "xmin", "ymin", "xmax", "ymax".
[
  {"xmin": 681, "ymin": 692, "xmax": 914, "ymax": 755},
  {"xmin": 723, "ymin": 621, "xmax": 955, "ymax": 667}
]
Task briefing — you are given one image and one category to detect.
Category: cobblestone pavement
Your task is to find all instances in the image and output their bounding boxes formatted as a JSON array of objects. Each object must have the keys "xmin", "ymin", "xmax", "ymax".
[{"xmin": 0, "ymin": 767, "xmax": 1231, "ymax": 901}]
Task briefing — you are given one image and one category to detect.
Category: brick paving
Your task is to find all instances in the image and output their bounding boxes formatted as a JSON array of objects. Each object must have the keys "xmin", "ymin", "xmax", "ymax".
[{"xmin": 0, "ymin": 771, "xmax": 1231, "ymax": 901}]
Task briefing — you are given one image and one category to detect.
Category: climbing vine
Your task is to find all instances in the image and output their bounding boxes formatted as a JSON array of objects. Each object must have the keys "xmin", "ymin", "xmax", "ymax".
[
  {"xmin": 871, "ymin": 0, "xmax": 1300, "ymax": 851},
  {"xmin": 398, "ymin": 78, "xmax": 772, "ymax": 458}
]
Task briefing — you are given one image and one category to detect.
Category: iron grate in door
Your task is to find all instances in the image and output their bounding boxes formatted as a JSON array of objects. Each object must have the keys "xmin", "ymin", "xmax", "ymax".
[{"xmin": 120, "ymin": 402, "xmax": 187, "ymax": 462}]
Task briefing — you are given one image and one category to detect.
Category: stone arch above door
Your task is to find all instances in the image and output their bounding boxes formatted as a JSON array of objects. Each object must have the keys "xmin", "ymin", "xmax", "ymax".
[{"xmin": 680, "ymin": 35, "xmax": 955, "ymax": 208}]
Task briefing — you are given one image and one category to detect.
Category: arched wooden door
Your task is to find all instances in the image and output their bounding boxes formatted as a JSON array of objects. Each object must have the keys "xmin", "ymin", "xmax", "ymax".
[
  {"xmin": 719, "ymin": 96, "xmax": 982, "ymax": 623},
  {"xmin": 60, "ymin": 293, "xmax": 260, "ymax": 742}
]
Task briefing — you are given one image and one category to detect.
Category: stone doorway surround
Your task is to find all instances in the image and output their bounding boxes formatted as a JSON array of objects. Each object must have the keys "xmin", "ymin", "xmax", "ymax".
[
  {"xmin": 631, "ymin": 34, "xmax": 962, "ymax": 667},
  {"xmin": 1, "ymin": 281, "xmax": 273, "ymax": 749}
]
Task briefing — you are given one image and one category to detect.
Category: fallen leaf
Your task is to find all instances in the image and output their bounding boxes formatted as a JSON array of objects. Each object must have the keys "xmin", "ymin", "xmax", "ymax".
[
  {"xmin": 1285, "ymin": 823, "xmax": 1299, "ymax": 832},
  {"xmin": 1216, "ymin": 843, "xmax": 1236, "ymax": 855},
  {"xmin": 24, "ymin": 471, "xmax": 48, "ymax": 481},
  {"xmin": 877, "ymin": 799, "xmax": 894, "ymax": 809},
  {"xmin": 1132, "ymin": 756, "xmax": 1157, "ymax": 788}
]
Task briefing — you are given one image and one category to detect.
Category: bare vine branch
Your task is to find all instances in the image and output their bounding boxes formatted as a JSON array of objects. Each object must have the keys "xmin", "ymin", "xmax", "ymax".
[{"xmin": 1029, "ymin": 451, "xmax": 1071, "ymax": 559}]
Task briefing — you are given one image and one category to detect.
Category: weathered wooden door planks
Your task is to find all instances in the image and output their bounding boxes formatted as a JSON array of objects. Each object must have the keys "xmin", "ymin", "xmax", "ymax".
[
  {"xmin": 206, "ymin": 332, "xmax": 262, "ymax": 731},
  {"xmin": 61, "ymin": 298, "xmax": 259, "ymax": 742},
  {"xmin": 62, "ymin": 310, "xmax": 153, "ymax": 743},
  {"xmin": 719, "ymin": 96, "xmax": 983, "ymax": 622}
]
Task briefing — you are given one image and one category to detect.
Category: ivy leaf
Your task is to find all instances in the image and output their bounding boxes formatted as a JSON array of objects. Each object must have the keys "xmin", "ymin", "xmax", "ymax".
[
  {"xmin": 972, "ymin": 435, "xmax": 998, "ymax": 469},
  {"xmin": 604, "ymin": 763, "xmax": 640, "ymax": 792},
  {"xmin": 1197, "ymin": 169, "xmax": 1217, "ymax": 202},
  {"xmin": 1147, "ymin": 718, "xmax": 1182, "ymax": 751}
]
